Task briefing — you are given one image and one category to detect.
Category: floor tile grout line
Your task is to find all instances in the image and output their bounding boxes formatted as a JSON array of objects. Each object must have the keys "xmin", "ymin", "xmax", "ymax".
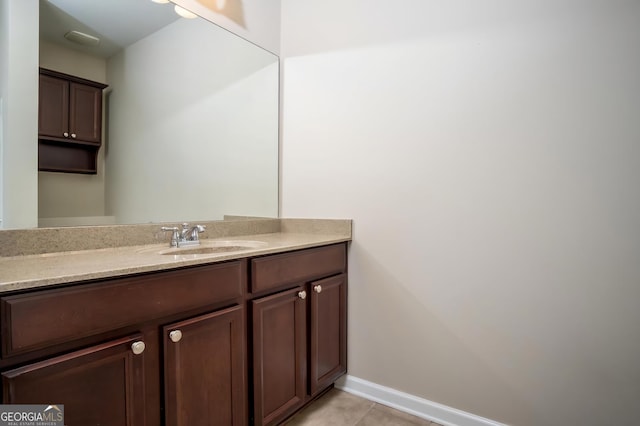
[{"xmin": 353, "ymin": 400, "xmax": 377, "ymax": 426}]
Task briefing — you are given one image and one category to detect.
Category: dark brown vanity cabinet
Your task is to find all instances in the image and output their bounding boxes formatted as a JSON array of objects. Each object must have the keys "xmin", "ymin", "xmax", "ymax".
[
  {"xmin": 0, "ymin": 243, "xmax": 348, "ymax": 426},
  {"xmin": 250, "ymin": 244, "xmax": 348, "ymax": 426},
  {"xmin": 38, "ymin": 68, "xmax": 108, "ymax": 174},
  {"xmin": 0, "ymin": 261, "xmax": 246, "ymax": 426},
  {"xmin": 2, "ymin": 334, "xmax": 148, "ymax": 426},
  {"xmin": 163, "ymin": 306, "xmax": 246, "ymax": 426},
  {"xmin": 252, "ymin": 287, "xmax": 308, "ymax": 426},
  {"xmin": 308, "ymin": 273, "xmax": 347, "ymax": 396}
]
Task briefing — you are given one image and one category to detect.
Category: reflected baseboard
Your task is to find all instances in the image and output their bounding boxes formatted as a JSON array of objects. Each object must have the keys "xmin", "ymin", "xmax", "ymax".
[{"xmin": 39, "ymin": 216, "xmax": 117, "ymax": 227}]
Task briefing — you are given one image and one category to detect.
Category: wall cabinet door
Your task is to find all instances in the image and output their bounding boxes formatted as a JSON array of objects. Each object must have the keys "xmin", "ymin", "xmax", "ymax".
[
  {"xmin": 69, "ymin": 82, "xmax": 103, "ymax": 143},
  {"xmin": 164, "ymin": 306, "xmax": 246, "ymax": 426},
  {"xmin": 252, "ymin": 287, "xmax": 307, "ymax": 426},
  {"xmin": 1, "ymin": 334, "xmax": 147, "ymax": 426},
  {"xmin": 38, "ymin": 73, "xmax": 104, "ymax": 145},
  {"xmin": 309, "ymin": 273, "xmax": 347, "ymax": 396},
  {"xmin": 38, "ymin": 74, "xmax": 70, "ymax": 140}
]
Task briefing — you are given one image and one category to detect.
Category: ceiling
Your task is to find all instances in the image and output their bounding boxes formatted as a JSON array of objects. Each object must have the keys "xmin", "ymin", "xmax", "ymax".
[{"xmin": 39, "ymin": 0, "xmax": 181, "ymax": 58}]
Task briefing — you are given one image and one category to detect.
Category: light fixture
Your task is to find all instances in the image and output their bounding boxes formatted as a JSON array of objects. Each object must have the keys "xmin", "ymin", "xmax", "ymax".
[
  {"xmin": 64, "ymin": 30, "xmax": 100, "ymax": 46},
  {"xmin": 149, "ymin": 0, "xmax": 198, "ymax": 20},
  {"xmin": 174, "ymin": 5, "xmax": 198, "ymax": 19}
]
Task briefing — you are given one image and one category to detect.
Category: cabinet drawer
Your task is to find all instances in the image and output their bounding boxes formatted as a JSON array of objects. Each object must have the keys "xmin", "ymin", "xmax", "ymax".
[
  {"xmin": 251, "ymin": 244, "xmax": 346, "ymax": 294},
  {"xmin": 1, "ymin": 262, "xmax": 244, "ymax": 358}
]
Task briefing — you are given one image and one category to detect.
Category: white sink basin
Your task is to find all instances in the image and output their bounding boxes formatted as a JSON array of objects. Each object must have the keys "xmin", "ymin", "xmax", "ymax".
[
  {"xmin": 136, "ymin": 240, "xmax": 268, "ymax": 256},
  {"xmin": 158, "ymin": 240, "xmax": 267, "ymax": 256}
]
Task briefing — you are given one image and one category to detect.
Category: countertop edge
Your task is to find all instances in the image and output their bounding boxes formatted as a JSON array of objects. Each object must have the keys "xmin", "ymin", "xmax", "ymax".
[{"xmin": 0, "ymin": 234, "xmax": 351, "ymax": 294}]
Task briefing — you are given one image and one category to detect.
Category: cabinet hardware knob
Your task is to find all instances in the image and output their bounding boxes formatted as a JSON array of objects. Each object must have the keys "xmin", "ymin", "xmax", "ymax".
[
  {"xmin": 314, "ymin": 285, "xmax": 322, "ymax": 293},
  {"xmin": 169, "ymin": 330, "xmax": 183, "ymax": 343},
  {"xmin": 63, "ymin": 132, "xmax": 69, "ymax": 137},
  {"xmin": 71, "ymin": 133, "xmax": 76, "ymax": 138},
  {"xmin": 131, "ymin": 341, "xmax": 146, "ymax": 355},
  {"xmin": 298, "ymin": 290, "xmax": 307, "ymax": 300}
]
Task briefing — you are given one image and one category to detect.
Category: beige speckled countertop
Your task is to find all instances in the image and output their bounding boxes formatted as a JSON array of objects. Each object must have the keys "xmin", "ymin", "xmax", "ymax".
[{"xmin": 0, "ymin": 218, "xmax": 351, "ymax": 294}]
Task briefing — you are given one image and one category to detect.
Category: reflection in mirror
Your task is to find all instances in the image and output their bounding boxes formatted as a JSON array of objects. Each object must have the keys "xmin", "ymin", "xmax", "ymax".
[{"xmin": 37, "ymin": 0, "xmax": 279, "ymax": 227}]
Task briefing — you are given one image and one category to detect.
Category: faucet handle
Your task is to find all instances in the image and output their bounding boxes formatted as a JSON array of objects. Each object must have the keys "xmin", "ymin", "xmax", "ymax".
[
  {"xmin": 161, "ymin": 226, "xmax": 180, "ymax": 247},
  {"xmin": 188, "ymin": 224, "xmax": 206, "ymax": 241}
]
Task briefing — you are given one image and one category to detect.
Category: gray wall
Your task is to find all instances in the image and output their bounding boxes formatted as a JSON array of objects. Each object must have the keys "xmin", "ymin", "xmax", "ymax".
[
  {"xmin": 105, "ymin": 17, "xmax": 279, "ymax": 224},
  {"xmin": 0, "ymin": 0, "xmax": 38, "ymax": 229}
]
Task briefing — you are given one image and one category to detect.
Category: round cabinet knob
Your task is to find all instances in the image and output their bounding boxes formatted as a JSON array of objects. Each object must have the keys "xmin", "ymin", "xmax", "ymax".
[
  {"xmin": 63, "ymin": 132, "xmax": 69, "ymax": 137},
  {"xmin": 169, "ymin": 330, "xmax": 183, "ymax": 343},
  {"xmin": 298, "ymin": 290, "xmax": 307, "ymax": 300},
  {"xmin": 313, "ymin": 285, "xmax": 322, "ymax": 293},
  {"xmin": 71, "ymin": 133, "xmax": 76, "ymax": 138},
  {"xmin": 131, "ymin": 341, "xmax": 146, "ymax": 355}
]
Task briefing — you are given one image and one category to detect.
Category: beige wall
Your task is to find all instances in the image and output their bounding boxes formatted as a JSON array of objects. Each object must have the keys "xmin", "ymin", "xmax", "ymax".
[
  {"xmin": 280, "ymin": 1, "xmax": 640, "ymax": 425},
  {"xmin": 38, "ymin": 40, "xmax": 108, "ymax": 222}
]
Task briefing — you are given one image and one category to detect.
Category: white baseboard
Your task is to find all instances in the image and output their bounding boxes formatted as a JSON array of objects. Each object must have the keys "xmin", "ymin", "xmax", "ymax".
[{"xmin": 335, "ymin": 375, "xmax": 507, "ymax": 426}]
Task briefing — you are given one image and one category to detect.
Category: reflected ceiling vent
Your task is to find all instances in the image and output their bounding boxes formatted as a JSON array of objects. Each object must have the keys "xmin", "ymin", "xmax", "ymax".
[{"xmin": 64, "ymin": 30, "xmax": 100, "ymax": 46}]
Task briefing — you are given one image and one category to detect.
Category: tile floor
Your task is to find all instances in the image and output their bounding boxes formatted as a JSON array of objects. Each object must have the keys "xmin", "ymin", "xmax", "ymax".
[{"xmin": 285, "ymin": 388, "xmax": 443, "ymax": 426}]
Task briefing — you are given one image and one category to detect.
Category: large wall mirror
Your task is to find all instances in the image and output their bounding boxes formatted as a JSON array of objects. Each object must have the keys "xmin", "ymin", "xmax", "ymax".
[{"xmin": 37, "ymin": 0, "xmax": 279, "ymax": 227}]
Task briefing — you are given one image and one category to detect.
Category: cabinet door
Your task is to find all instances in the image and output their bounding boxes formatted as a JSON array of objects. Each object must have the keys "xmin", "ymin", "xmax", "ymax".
[
  {"xmin": 1, "ymin": 334, "xmax": 146, "ymax": 426},
  {"xmin": 309, "ymin": 273, "xmax": 347, "ymax": 396},
  {"xmin": 38, "ymin": 74, "xmax": 69, "ymax": 139},
  {"xmin": 252, "ymin": 287, "xmax": 307, "ymax": 426},
  {"xmin": 164, "ymin": 306, "xmax": 246, "ymax": 426},
  {"xmin": 69, "ymin": 82, "xmax": 103, "ymax": 144}
]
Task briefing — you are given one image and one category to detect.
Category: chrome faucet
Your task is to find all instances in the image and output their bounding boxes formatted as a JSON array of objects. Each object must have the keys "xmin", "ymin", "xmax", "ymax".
[{"xmin": 161, "ymin": 223, "xmax": 206, "ymax": 247}]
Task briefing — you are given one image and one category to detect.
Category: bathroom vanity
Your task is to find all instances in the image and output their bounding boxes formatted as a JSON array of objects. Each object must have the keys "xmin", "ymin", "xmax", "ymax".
[{"xmin": 0, "ymin": 219, "xmax": 350, "ymax": 426}]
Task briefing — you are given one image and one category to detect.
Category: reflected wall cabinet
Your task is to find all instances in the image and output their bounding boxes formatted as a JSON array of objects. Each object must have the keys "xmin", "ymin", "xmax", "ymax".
[{"xmin": 38, "ymin": 68, "xmax": 108, "ymax": 174}]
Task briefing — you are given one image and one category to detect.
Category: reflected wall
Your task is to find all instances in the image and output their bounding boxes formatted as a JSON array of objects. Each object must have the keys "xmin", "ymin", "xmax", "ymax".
[{"xmin": 106, "ymin": 17, "xmax": 279, "ymax": 224}]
